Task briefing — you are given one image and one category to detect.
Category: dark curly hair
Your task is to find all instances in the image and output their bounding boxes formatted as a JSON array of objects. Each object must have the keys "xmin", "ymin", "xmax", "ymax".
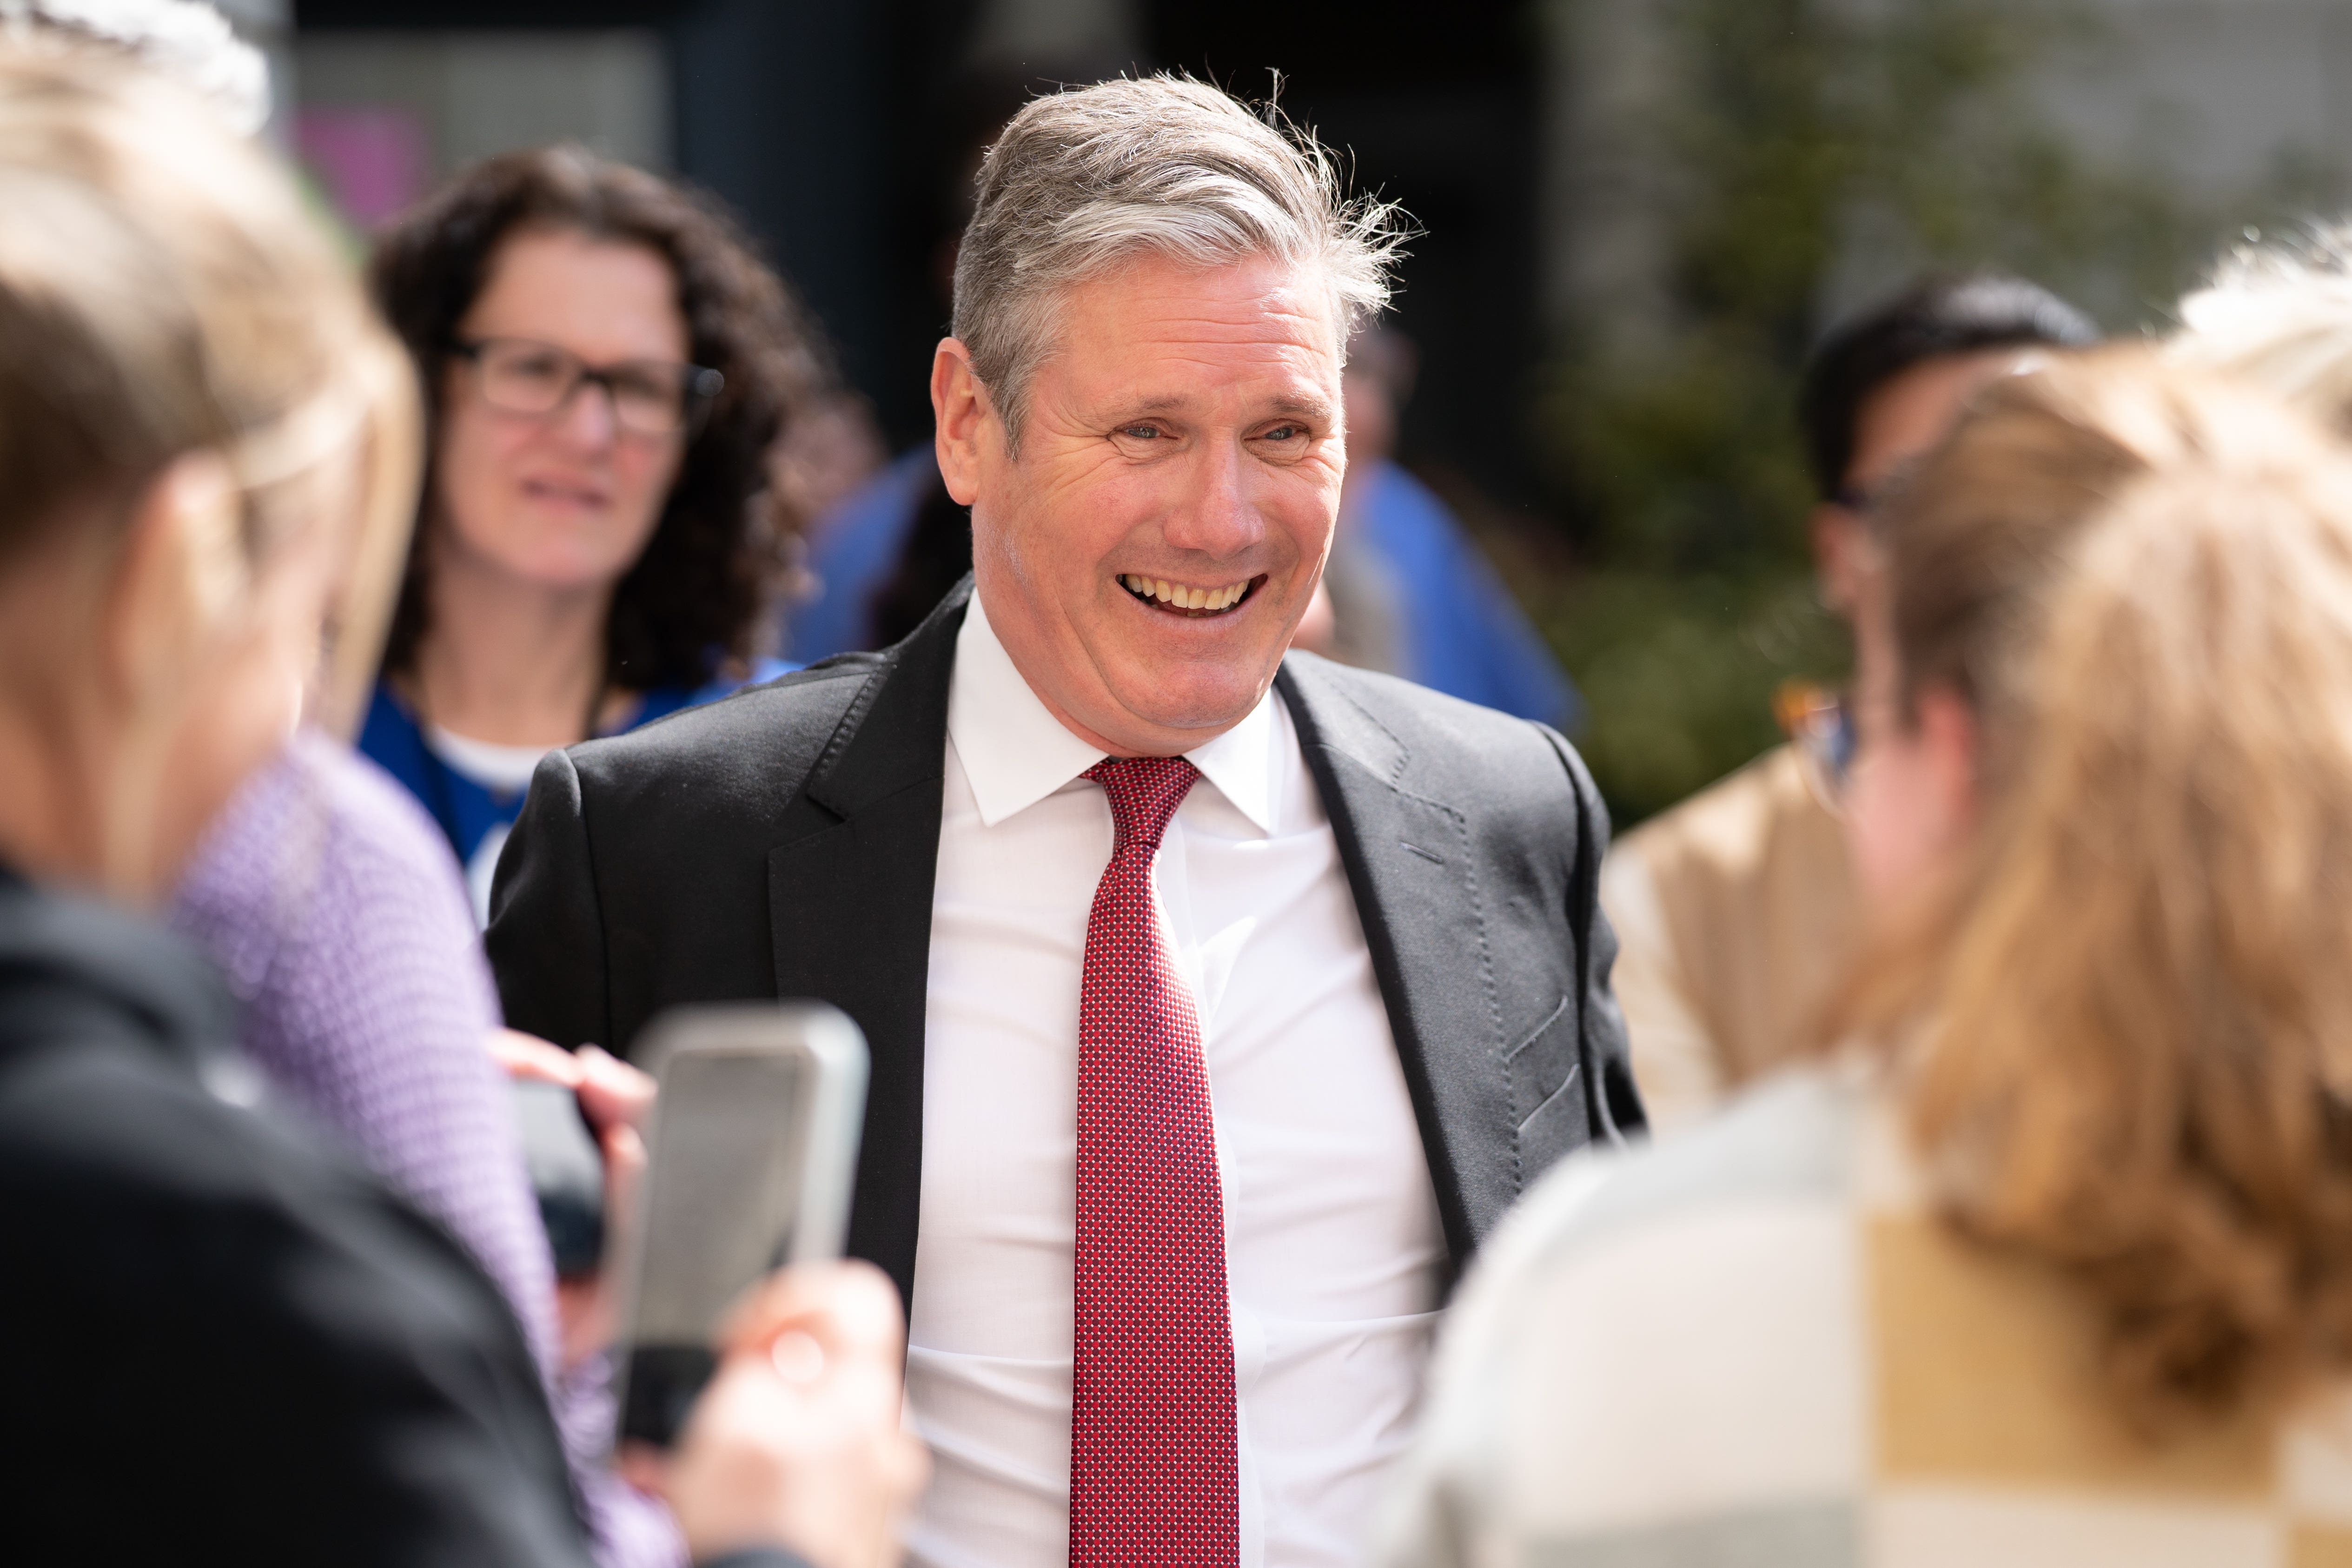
[{"xmin": 369, "ymin": 145, "xmax": 826, "ymax": 692}]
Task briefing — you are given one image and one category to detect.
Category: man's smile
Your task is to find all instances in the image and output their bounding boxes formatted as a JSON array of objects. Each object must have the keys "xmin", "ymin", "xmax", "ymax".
[{"xmin": 1118, "ymin": 573, "xmax": 1264, "ymax": 616}]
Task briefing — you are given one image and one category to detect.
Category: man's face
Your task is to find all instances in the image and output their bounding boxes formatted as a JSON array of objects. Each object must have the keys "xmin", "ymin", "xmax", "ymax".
[
  {"xmin": 1814, "ymin": 349, "xmax": 2024, "ymax": 616},
  {"xmin": 934, "ymin": 251, "xmax": 1345, "ymax": 756}
]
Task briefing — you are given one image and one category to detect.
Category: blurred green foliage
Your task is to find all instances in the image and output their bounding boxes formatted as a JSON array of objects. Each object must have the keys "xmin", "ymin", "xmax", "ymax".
[{"xmin": 1535, "ymin": 0, "xmax": 2343, "ymax": 827}]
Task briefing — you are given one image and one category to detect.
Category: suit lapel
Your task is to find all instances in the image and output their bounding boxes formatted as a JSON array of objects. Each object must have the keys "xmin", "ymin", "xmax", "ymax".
[
  {"xmin": 768, "ymin": 579, "xmax": 971, "ymax": 1306},
  {"xmin": 1278, "ymin": 657, "xmax": 1518, "ymax": 1277}
]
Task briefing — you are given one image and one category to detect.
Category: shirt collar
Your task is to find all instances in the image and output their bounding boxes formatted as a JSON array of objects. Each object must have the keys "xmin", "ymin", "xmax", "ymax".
[{"xmin": 947, "ymin": 589, "xmax": 1280, "ymax": 836}]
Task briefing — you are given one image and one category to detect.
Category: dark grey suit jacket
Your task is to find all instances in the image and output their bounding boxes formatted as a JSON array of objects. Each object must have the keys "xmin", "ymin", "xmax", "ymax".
[{"xmin": 488, "ymin": 578, "xmax": 1642, "ymax": 1303}]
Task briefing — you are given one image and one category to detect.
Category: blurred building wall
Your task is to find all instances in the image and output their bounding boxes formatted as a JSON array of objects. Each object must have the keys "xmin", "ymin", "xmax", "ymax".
[
  {"xmin": 297, "ymin": 30, "xmax": 669, "ymax": 176},
  {"xmin": 667, "ymin": 1, "xmax": 896, "ymax": 426},
  {"xmin": 1540, "ymin": 0, "xmax": 2352, "ymax": 346},
  {"xmin": 2040, "ymin": 0, "xmax": 2352, "ymax": 199}
]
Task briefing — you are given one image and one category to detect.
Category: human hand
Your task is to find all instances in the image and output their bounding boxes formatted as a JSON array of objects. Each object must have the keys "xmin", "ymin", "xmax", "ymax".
[
  {"xmin": 490, "ymin": 1028, "xmax": 655, "ymax": 1132},
  {"xmin": 641, "ymin": 1262, "xmax": 928, "ymax": 1568},
  {"xmin": 490, "ymin": 1028, "xmax": 654, "ymax": 1366}
]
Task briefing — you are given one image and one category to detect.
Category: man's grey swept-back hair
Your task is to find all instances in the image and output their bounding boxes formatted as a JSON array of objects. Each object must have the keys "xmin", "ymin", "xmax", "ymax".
[
  {"xmin": 952, "ymin": 73, "xmax": 1410, "ymax": 451},
  {"xmin": 2173, "ymin": 222, "xmax": 2352, "ymax": 437}
]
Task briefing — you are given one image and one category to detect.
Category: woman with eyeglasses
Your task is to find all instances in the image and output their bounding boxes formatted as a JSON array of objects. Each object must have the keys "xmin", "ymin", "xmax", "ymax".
[{"xmin": 362, "ymin": 147, "xmax": 826, "ymax": 919}]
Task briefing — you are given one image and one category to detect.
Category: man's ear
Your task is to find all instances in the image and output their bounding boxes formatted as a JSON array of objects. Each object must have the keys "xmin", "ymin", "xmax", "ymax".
[
  {"xmin": 931, "ymin": 337, "xmax": 997, "ymax": 507},
  {"xmin": 102, "ymin": 451, "xmax": 244, "ymax": 712}
]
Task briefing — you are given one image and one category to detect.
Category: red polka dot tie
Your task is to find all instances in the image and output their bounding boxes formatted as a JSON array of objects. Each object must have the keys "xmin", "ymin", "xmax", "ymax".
[{"xmin": 1071, "ymin": 754, "xmax": 1239, "ymax": 1568}]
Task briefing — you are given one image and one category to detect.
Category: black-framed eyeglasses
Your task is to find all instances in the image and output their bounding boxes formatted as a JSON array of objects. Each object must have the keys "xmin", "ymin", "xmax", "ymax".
[{"xmin": 451, "ymin": 336, "xmax": 724, "ymax": 437}]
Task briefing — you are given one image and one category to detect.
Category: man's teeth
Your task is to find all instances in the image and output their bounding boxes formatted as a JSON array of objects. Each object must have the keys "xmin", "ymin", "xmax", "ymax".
[{"xmin": 1120, "ymin": 574, "xmax": 1251, "ymax": 611}]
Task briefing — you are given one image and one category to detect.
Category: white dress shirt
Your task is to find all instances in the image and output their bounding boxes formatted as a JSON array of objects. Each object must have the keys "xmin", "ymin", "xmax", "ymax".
[{"xmin": 902, "ymin": 591, "xmax": 1449, "ymax": 1568}]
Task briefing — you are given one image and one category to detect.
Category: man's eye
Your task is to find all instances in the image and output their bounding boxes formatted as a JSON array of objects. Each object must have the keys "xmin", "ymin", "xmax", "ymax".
[
  {"xmin": 1262, "ymin": 424, "xmax": 1305, "ymax": 442},
  {"xmin": 1119, "ymin": 424, "xmax": 1164, "ymax": 440}
]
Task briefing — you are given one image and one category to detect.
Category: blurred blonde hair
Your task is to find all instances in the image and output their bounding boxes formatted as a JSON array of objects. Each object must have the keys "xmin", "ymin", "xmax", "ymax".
[
  {"xmin": 2172, "ymin": 221, "xmax": 2352, "ymax": 436},
  {"xmin": 0, "ymin": 0, "xmax": 268, "ymax": 135},
  {"xmin": 0, "ymin": 42, "xmax": 416, "ymax": 734},
  {"xmin": 1856, "ymin": 349, "xmax": 2352, "ymax": 1426}
]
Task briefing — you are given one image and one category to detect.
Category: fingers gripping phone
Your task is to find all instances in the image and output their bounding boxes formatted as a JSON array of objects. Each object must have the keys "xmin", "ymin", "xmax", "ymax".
[
  {"xmin": 509, "ymin": 1077, "xmax": 605, "ymax": 1277},
  {"xmin": 612, "ymin": 1002, "xmax": 869, "ymax": 1450}
]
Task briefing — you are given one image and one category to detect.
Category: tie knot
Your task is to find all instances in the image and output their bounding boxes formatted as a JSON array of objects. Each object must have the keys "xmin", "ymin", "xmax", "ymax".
[{"xmin": 1085, "ymin": 754, "xmax": 1200, "ymax": 857}]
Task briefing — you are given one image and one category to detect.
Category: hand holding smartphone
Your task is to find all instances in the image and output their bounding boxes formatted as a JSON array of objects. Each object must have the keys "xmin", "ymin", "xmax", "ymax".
[
  {"xmin": 661, "ymin": 1261, "xmax": 929, "ymax": 1568},
  {"xmin": 612, "ymin": 1002, "xmax": 869, "ymax": 1450}
]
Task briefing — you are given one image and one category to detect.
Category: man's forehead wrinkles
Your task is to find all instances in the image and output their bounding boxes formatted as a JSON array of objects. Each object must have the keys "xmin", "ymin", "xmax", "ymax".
[
  {"xmin": 1064, "ymin": 350, "xmax": 1336, "ymax": 401},
  {"xmin": 1068, "ymin": 381, "xmax": 1338, "ymax": 422},
  {"xmin": 1061, "ymin": 281, "xmax": 1332, "ymax": 330},
  {"xmin": 1078, "ymin": 321, "xmax": 1332, "ymax": 359}
]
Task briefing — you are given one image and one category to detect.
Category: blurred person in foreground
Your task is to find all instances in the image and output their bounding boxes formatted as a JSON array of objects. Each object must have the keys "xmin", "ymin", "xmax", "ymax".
[
  {"xmin": 1300, "ymin": 326, "xmax": 1583, "ymax": 727},
  {"xmin": 1385, "ymin": 350, "xmax": 2352, "ymax": 1566},
  {"xmin": 361, "ymin": 147, "xmax": 826, "ymax": 922},
  {"xmin": 492, "ymin": 74, "xmax": 1641, "ymax": 1568},
  {"xmin": 1604, "ymin": 274, "xmax": 2096, "ymax": 1131},
  {"xmin": 0, "ymin": 46, "xmax": 921, "ymax": 1567},
  {"xmin": 8, "ymin": 5, "xmax": 693, "ymax": 1563}
]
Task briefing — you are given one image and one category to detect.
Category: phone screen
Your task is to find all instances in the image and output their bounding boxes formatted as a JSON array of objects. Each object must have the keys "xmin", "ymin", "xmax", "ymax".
[
  {"xmin": 614, "ymin": 1006, "xmax": 866, "ymax": 1449},
  {"xmin": 621, "ymin": 1045, "xmax": 813, "ymax": 1447}
]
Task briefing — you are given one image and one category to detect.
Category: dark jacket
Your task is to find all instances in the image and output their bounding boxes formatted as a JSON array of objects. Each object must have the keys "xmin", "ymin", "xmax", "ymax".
[
  {"xmin": 0, "ymin": 866, "xmax": 807, "ymax": 1568},
  {"xmin": 490, "ymin": 578, "xmax": 1643, "ymax": 1307},
  {"xmin": 0, "ymin": 865, "xmax": 595, "ymax": 1563}
]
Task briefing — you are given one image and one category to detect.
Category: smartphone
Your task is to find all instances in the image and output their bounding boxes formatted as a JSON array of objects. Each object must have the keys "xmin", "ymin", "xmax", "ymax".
[
  {"xmin": 509, "ymin": 1076, "xmax": 605, "ymax": 1277},
  {"xmin": 611, "ymin": 1002, "xmax": 869, "ymax": 1450}
]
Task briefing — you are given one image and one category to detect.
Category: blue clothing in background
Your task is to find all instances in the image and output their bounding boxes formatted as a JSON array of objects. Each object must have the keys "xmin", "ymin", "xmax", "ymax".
[
  {"xmin": 1353, "ymin": 462, "xmax": 1583, "ymax": 731},
  {"xmin": 785, "ymin": 449, "xmax": 1582, "ymax": 730},
  {"xmin": 783, "ymin": 448, "xmax": 935, "ymax": 666},
  {"xmin": 359, "ymin": 660, "xmax": 792, "ymax": 916}
]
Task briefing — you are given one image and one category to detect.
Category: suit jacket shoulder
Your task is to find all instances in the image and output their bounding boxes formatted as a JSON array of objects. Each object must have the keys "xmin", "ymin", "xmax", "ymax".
[
  {"xmin": 1278, "ymin": 652, "xmax": 1641, "ymax": 1264},
  {"xmin": 488, "ymin": 654, "xmax": 895, "ymax": 1056},
  {"xmin": 1280, "ymin": 651, "xmax": 1604, "ymax": 828},
  {"xmin": 579, "ymin": 655, "xmax": 888, "ymax": 807},
  {"xmin": 489, "ymin": 592, "xmax": 969, "ymax": 1303}
]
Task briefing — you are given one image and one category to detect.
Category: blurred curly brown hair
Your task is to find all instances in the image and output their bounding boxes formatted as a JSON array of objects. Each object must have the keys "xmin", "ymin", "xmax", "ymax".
[{"xmin": 370, "ymin": 144, "xmax": 828, "ymax": 691}]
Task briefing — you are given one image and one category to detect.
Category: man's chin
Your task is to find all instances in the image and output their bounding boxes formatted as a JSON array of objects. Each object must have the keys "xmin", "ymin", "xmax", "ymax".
[{"xmin": 1096, "ymin": 665, "xmax": 1279, "ymax": 751}]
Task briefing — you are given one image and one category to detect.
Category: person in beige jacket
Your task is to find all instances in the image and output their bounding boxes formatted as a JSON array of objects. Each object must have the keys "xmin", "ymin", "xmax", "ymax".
[{"xmin": 1605, "ymin": 274, "xmax": 2095, "ymax": 1130}]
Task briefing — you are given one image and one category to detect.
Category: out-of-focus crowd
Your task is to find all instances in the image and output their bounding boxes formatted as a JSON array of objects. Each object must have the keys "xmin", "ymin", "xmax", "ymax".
[{"xmin": 20, "ymin": 3, "xmax": 2352, "ymax": 1567}]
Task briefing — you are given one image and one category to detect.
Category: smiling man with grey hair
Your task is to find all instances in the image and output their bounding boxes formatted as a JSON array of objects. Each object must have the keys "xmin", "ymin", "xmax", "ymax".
[{"xmin": 491, "ymin": 73, "xmax": 1643, "ymax": 1568}]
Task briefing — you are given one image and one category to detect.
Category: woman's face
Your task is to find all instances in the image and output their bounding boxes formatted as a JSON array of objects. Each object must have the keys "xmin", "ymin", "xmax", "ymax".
[
  {"xmin": 1843, "ymin": 570, "xmax": 1980, "ymax": 917},
  {"xmin": 432, "ymin": 228, "xmax": 690, "ymax": 597}
]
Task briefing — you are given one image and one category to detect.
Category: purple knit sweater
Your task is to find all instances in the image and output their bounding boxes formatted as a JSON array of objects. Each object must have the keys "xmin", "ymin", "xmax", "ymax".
[{"xmin": 171, "ymin": 730, "xmax": 682, "ymax": 1568}]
